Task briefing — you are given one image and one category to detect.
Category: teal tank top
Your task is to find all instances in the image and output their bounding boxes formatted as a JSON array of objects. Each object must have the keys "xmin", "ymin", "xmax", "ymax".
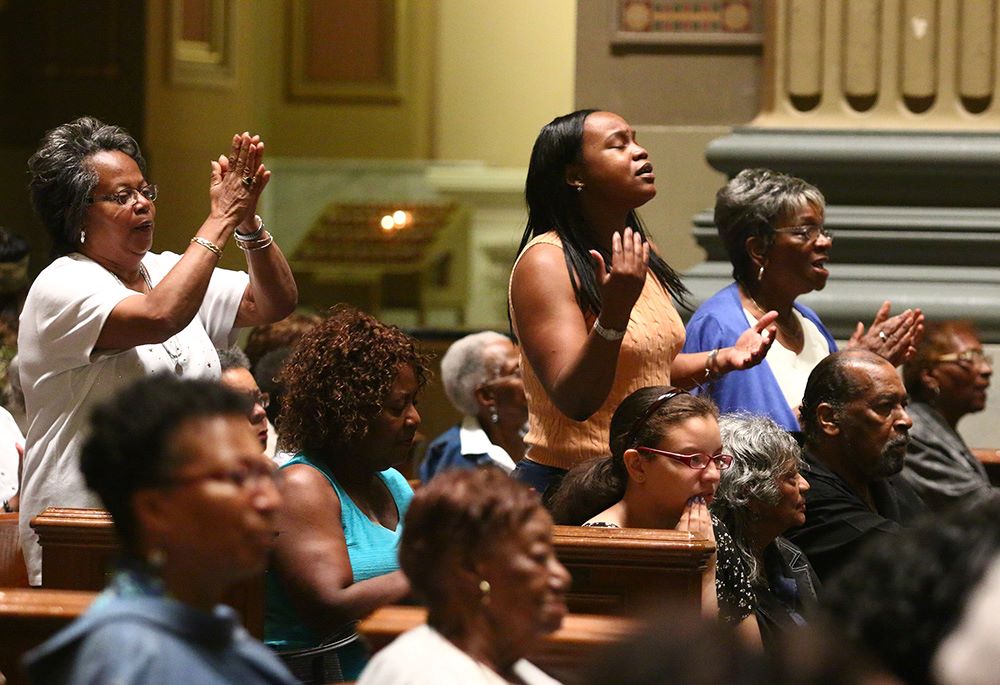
[{"xmin": 264, "ymin": 454, "xmax": 413, "ymax": 654}]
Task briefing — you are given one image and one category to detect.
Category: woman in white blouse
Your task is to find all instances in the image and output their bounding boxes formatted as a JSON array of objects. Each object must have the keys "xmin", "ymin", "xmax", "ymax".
[{"xmin": 18, "ymin": 117, "xmax": 296, "ymax": 584}]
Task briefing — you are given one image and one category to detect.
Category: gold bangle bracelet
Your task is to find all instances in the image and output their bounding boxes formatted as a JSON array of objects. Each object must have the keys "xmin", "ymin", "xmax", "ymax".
[{"xmin": 190, "ymin": 236, "xmax": 223, "ymax": 258}]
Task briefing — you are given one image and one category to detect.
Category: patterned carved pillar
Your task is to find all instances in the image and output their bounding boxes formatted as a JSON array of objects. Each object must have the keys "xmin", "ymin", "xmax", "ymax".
[{"xmin": 686, "ymin": 0, "xmax": 1000, "ymax": 340}]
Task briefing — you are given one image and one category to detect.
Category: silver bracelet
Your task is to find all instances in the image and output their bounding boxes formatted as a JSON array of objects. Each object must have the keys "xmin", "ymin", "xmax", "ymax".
[
  {"xmin": 592, "ymin": 319, "xmax": 626, "ymax": 341},
  {"xmin": 237, "ymin": 232, "xmax": 274, "ymax": 252},
  {"xmin": 704, "ymin": 348, "xmax": 719, "ymax": 379},
  {"xmin": 235, "ymin": 215, "xmax": 265, "ymax": 242}
]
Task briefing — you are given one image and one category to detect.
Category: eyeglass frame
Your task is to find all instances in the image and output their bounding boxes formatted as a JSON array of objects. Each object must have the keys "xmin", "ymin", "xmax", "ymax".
[
  {"xmin": 623, "ymin": 388, "xmax": 688, "ymax": 447},
  {"xmin": 246, "ymin": 390, "xmax": 270, "ymax": 410},
  {"xmin": 87, "ymin": 183, "xmax": 158, "ymax": 207},
  {"xmin": 635, "ymin": 446, "xmax": 734, "ymax": 471},
  {"xmin": 772, "ymin": 224, "xmax": 832, "ymax": 243},
  {"xmin": 162, "ymin": 460, "xmax": 282, "ymax": 492},
  {"xmin": 931, "ymin": 349, "xmax": 993, "ymax": 368}
]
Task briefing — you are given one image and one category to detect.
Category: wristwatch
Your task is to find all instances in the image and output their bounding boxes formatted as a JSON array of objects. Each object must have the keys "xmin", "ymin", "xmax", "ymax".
[{"xmin": 593, "ymin": 319, "xmax": 626, "ymax": 341}]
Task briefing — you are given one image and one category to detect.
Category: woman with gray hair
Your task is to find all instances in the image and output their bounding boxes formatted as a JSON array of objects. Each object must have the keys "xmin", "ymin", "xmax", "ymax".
[
  {"xmin": 713, "ymin": 412, "xmax": 819, "ymax": 650},
  {"xmin": 419, "ymin": 331, "xmax": 528, "ymax": 482},
  {"xmin": 683, "ymin": 168, "xmax": 921, "ymax": 432},
  {"xmin": 17, "ymin": 117, "xmax": 297, "ymax": 585}
]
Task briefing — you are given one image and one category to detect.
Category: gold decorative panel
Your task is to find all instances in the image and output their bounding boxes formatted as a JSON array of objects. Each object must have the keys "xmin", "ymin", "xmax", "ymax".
[{"xmin": 612, "ymin": 0, "xmax": 763, "ymax": 46}]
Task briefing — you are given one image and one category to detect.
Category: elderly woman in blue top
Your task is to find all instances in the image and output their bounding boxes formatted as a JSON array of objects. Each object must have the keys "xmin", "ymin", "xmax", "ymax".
[
  {"xmin": 24, "ymin": 376, "xmax": 295, "ymax": 685},
  {"xmin": 683, "ymin": 168, "xmax": 922, "ymax": 431},
  {"xmin": 265, "ymin": 305, "xmax": 429, "ymax": 683},
  {"xmin": 420, "ymin": 331, "xmax": 527, "ymax": 482}
]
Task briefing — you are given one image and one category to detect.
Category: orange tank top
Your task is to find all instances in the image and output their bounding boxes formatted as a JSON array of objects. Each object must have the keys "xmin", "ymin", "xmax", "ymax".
[{"xmin": 509, "ymin": 231, "xmax": 686, "ymax": 470}]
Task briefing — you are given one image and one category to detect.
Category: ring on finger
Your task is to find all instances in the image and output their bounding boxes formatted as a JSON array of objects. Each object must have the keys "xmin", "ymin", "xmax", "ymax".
[
  {"xmin": 878, "ymin": 330, "xmax": 888, "ymax": 342},
  {"xmin": 241, "ymin": 176, "xmax": 254, "ymax": 188}
]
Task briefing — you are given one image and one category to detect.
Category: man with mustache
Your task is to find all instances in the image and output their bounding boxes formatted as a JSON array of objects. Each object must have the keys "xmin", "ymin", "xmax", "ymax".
[{"xmin": 785, "ymin": 349, "xmax": 927, "ymax": 582}]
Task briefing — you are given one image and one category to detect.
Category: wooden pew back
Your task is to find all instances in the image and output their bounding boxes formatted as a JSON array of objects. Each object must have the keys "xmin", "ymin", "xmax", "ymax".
[
  {"xmin": 0, "ymin": 588, "xmax": 96, "ymax": 685},
  {"xmin": 552, "ymin": 524, "xmax": 714, "ymax": 615},
  {"xmin": 30, "ymin": 507, "xmax": 264, "ymax": 638},
  {"xmin": 0, "ymin": 512, "xmax": 28, "ymax": 587}
]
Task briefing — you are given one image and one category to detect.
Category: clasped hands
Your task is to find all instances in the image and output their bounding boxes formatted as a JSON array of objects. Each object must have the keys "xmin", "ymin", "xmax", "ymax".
[{"xmin": 210, "ymin": 132, "xmax": 272, "ymax": 231}]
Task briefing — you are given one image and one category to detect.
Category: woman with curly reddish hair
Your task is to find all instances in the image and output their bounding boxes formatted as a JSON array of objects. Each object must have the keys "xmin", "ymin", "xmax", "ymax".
[{"xmin": 264, "ymin": 305, "xmax": 429, "ymax": 683}]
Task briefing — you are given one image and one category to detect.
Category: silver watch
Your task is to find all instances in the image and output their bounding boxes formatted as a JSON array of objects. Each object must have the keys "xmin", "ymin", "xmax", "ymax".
[{"xmin": 593, "ymin": 319, "xmax": 626, "ymax": 341}]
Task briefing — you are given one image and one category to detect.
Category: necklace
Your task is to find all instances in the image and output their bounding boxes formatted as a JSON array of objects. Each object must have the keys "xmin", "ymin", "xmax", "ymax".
[
  {"xmin": 114, "ymin": 264, "xmax": 186, "ymax": 375},
  {"xmin": 741, "ymin": 285, "xmax": 802, "ymax": 340}
]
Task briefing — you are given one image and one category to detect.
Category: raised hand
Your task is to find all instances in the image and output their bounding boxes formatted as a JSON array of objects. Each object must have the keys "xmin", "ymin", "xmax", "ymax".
[
  {"xmin": 717, "ymin": 310, "xmax": 778, "ymax": 373},
  {"xmin": 848, "ymin": 300, "xmax": 923, "ymax": 365},
  {"xmin": 588, "ymin": 227, "xmax": 649, "ymax": 331}
]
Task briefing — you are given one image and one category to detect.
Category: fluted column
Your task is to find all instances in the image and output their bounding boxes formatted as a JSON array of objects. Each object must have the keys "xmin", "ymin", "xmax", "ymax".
[{"xmin": 760, "ymin": 0, "xmax": 1000, "ymax": 128}]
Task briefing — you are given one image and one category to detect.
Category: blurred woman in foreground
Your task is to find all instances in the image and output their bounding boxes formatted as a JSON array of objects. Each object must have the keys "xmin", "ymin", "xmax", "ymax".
[
  {"xmin": 359, "ymin": 468, "xmax": 570, "ymax": 684},
  {"xmin": 24, "ymin": 376, "xmax": 294, "ymax": 685}
]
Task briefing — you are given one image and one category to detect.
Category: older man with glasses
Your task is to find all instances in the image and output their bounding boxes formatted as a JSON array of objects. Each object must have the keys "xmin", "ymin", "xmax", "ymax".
[
  {"xmin": 900, "ymin": 320, "xmax": 995, "ymax": 512},
  {"xmin": 786, "ymin": 349, "xmax": 927, "ymax": 582}
]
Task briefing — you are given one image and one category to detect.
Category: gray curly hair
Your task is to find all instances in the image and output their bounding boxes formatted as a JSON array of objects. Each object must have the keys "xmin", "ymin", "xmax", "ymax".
[
  {"xmin": 713, "ymin": 412, "xmax": 803, "ymax": 582},
  {"xmin": 28, "ymin": 116, "xmax": 147, "ymax": 256},
  {"xmin": 439, "ymin": 331, "xmax": 511, "ymax": 417}
]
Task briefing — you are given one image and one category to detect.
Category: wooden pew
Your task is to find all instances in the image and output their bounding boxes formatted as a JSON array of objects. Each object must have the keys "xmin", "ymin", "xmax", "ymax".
[
  {"xmin": 359, "ymin": 605, "xmax": 636, "ymax": 685},
  {"xmin": 552, "ymin": 524, "xmax": 714, "ymax": 615},
  {"xmin": 973, "ymin": 448, "xmax": 1000, "ymax": 486},
  {"xmin": 30, "ymin": 507, "xmax": 264, "ymax": 639},
  {"xmin": 0, "ymin": 588, "xmax": 96, "ymax": 685},
  {"xmin": 0, "ymin": 512, "xmax": 28, "ymax": 587},
  {"xmin": 30, "ymin": 511, "xmax": 713, "ymax": 647}
]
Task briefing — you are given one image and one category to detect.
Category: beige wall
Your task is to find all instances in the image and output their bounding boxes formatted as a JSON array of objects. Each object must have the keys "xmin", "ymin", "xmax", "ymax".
[
  {"xmin": 433, "ymin": 0, "xmax": 577, "ymax": 165},
  {"xmin": 574, "ymin": 1, "xmax": 762, "ymax": 272},
  {"xmin": 143, "ymin": 0, "xmax": 575, "ymax": 264},
  {"xmin": 144, "ymin": 0, "xmax": 266, "ymax": 263}
]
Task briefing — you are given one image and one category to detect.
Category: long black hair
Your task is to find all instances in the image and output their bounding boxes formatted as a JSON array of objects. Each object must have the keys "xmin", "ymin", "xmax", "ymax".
[{"xmin": 514, "ymin": 109, "xmax": 689, "ymax": 320}]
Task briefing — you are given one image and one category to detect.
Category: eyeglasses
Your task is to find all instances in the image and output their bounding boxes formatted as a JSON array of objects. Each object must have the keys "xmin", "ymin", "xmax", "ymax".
[
  {"xmin": 623, "ymin": 388, "xmax": 688, "ymax": 446},
  {"xmin": 932, "ymin": 349, "xmax": 993, "ymax": 368},
  {"xmin": 636, "ymin": 446, "xmax": 734, "ymax": 471},
  {"xmin": 88, "ymin": 184, "xmax": 158, "ymax": 207},
  {"xmin": 247, "ymin": 391, "xmax": 270, "ymax": 410},
  {"xmin": 772, "ymin": 224, "xmax": 832, "ymax": 243},
  {"xmin": 165, "ymin": 461, "xmax": 281, "ymax": 492}
]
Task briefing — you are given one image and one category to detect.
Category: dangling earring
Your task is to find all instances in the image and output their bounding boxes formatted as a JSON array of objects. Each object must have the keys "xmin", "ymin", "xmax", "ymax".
[
  {"xmin": 489, "ymin": 407, "xmax": 499, "ymax": 424},
  {"xmin": 79, "ymin": 229, "xmax": 86, "ymax": 245},
  {"xmin": 575, "ymin": 185, "xmax": 583, "ymax": 193},
  {"xmin": 757, "ymin": 265, "xmax": 765, "ymax": 281},
  {"xmin": 479, "ymin": 579, "xmax": 491, "ymax": 605}
]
